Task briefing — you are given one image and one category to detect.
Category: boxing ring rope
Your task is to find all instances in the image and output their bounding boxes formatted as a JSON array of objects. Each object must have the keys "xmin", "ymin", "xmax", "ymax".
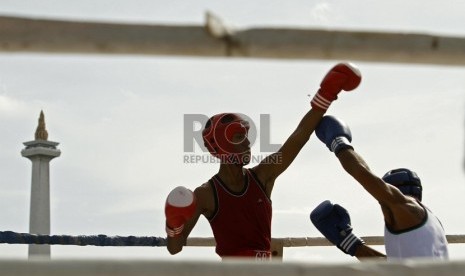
[
  {"xmin": 2, "ymin": 230, "xmax": 464, "ymax": 250},
  {"xmin": 188, "ymin": 235, "xmax": 465, "ymax": 258},
  {"xmin": 0, "ymin": 231, "xmax": 166, "ymax": 247}
]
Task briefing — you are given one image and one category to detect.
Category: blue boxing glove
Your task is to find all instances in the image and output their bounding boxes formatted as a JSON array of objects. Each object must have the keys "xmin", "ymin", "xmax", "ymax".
[
  {"xmin": 310, "ymin": 200, "xmax": 365, "ymax": 256},
  {"xmin": 315, "ymin": 115, "xmax": 353, "ymax": 154}
]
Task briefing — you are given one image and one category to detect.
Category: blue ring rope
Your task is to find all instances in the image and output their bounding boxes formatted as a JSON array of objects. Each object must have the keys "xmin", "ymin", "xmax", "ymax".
[{"xmin": 0, "ymin": 231, "xmax": 166, "ymax": 247}]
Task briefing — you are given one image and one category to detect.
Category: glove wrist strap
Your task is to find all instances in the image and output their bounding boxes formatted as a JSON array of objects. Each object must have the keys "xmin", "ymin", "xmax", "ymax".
[
  {"xmin": 338, "ymin": 232, "xmax": 365, "ymax": 256},
  {"xmin": 166, "ymin": 224, "xmax": 184, "ymax": 238},
  {"xmin": 311, "ymin": 90, "xmax": 332, "ymax": 111},
  {"xmin": 331, "ymin": 137, "xmax": 353, "ymax": 154}
]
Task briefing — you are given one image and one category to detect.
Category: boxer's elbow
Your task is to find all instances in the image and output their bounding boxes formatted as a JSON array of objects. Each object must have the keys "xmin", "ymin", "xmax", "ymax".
[
  {"xmin": 167, "ymin": 238, "xmax": 185, "ymax": 255},
  {"xmin": 167, "ymin": 244, "xmax": 183, "ymax": 255}
]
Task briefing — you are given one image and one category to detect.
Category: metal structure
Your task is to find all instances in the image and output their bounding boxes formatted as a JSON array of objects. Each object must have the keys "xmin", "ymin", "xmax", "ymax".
[{"xmin": 1, "ymin": 13, "xmax": 465, "ymax": 65}]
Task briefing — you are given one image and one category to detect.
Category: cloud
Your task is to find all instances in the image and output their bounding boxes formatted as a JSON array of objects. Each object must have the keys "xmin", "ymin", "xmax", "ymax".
[
  {"xmin": 310, "ymin": 2, "xmax": 332, "ymax": 24},
  {"xmin": 0, "ymin": 94, "xmax": 24, "ymax": 114}
]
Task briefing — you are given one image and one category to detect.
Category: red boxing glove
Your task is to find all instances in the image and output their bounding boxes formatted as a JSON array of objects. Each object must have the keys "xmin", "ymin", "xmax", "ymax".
[
  {"xmin": 165, "ymin": 186, "xmax": 197, "ymax": 238},
  {"xmin": 311, "ymin": 63, "xmax": 361, "ymax": 111}
]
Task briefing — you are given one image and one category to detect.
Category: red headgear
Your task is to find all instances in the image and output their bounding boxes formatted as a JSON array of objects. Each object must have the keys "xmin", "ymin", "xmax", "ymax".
[{"xmin": 202, "ymin": 113, "xmax": 250, "ymax": 162}]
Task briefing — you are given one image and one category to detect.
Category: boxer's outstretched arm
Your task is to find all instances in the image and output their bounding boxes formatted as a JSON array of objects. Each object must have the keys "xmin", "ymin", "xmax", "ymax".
[
  {"xmin": 253, "ymin": 63, "xmax": 362, "ymax": 194},
  {"xmin": 315, "ymin": 115, "xmax": 406, "ymax": 205}
]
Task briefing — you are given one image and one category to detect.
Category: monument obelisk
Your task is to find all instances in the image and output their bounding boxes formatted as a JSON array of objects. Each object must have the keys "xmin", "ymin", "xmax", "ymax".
[{"xmin": 21, "ymin": 111, "xmax": 61, "ymax": 258}]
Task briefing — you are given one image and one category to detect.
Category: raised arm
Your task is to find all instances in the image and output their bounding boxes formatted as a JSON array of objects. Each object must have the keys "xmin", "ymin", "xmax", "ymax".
[
  {"xmin": 315, "ymin": 115, "xmax": 426, "ymax": 231},
  {"xmin": 314, "ymin": 115, "xmax": 406, "ymax": 205},
  {"xmin": 337, "ymin": 150, "xmax": 406, "ymax": 205},
  {"xmin": 253, "ymin": 63, "xmax": 361, "ymax": 190}
]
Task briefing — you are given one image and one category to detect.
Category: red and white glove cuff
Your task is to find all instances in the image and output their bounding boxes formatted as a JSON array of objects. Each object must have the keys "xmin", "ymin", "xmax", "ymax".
[
  {"xmin": 311, "ymin": 91, "xmax": 332, "ymax": 111},
  {"xmin": 166, "ymin": 224, "xmax": 184, "ymax": 238}
]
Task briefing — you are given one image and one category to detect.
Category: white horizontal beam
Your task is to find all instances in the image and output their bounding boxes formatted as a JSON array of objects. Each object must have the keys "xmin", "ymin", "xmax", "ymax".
[
  {"xmin": 1, "ymin": 259, "xmax": 465, "ymax": 276},
  {"xmin": 1, "ymin": 15, "xmax": 465, "ymax": 65}
]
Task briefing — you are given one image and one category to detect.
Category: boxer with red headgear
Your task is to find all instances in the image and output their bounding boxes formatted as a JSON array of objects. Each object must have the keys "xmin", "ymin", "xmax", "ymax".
[
  {"xmin": 165, "ymin": 62, "xmax": 362, "ymax": 260},
  {"xmin": 202, "ymin": 113, "xmax": 250, "ymax": 165},
  {"xmin": 310, "ymin": 115, "xmax": 449, "ymax": 260}
]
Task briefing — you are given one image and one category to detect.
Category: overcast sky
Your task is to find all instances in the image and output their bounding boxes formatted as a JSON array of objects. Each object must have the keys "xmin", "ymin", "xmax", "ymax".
[{"xmin": 0, "ymin": 1, "xmax": 464, "ymax": 262}]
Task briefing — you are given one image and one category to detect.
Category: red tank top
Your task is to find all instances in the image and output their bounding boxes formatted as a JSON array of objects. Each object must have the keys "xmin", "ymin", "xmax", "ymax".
[{"xmin": 208, "ymin": 169, "xmax": 272, "ymax": 258}]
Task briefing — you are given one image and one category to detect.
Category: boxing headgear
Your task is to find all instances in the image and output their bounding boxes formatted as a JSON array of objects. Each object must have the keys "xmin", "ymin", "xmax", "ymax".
[
  {"xmin": 382, "ymin": 168, "xmax": 422, "ymax": 201},
  {"xmin": 202, "ymin": 113, "xmax": 250, "ymax": 164}
]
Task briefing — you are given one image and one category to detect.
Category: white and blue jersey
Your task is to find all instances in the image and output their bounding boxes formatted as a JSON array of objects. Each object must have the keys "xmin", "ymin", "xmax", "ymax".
[{"xmin": 384, "ymin": 204, "xmax": 449, "ymax": 259}]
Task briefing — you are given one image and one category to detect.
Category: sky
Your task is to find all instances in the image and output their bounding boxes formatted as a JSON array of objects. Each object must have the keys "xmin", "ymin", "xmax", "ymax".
[{"xmin": 0, "ymin": 0, "xmax": 464, "ymax": 262}]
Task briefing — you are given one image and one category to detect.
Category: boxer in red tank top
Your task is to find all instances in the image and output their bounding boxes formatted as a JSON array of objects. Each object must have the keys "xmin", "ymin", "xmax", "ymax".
[
  {"xmin": 208, "ymin": 169, "xmax": 272, "ymax": 258},
  {"xmin": 164, "ymin": 63, "xmax": 362, "ymax": 259}
]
